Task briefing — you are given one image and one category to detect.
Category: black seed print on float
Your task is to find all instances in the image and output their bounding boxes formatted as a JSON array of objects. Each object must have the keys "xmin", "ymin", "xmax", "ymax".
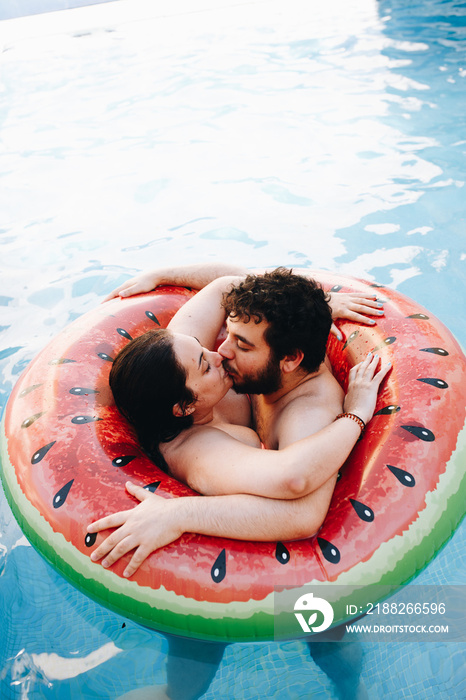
[
  {"xmin": 70, "ymin": 387, "xmax": 99, "ymax": 395},
  {"xmin": 19, "ymin": 384, "xmax": 42, "ymax": 397},
  {"xmin": 85, "ymin": 532, "xmax": 97, "ymax": 547},
  {"xmin": 144, "ymin": 482, "xmax": 161, "ymax": 493},
  {"xmin": 407, "ymin": 313, "xmax": 429, "ymax": 320},
  {"xmin": 417, "ymin": 378, "xmax": 448, "ymax": 389},
  {"xmin": 343, "ymin": 331, "xmax": 359, "ymax": 349},
  {"xmin": 350, "ymin": 499, "xmax": 375, "ymax": 522},
  {"xmin": 112, "ymin": 456, "xmax": 137, "ymax": 468},
  {"xmin": 21, "ymin": 413, "xmax": 44, "ymax": 428},
  {"xmin": 211, "ymin": 549, "xmax": 226, "ymax": 583},
  {"xmin": 330, "ymin": 285, "xmax": 342, "ymax": 292},
  {"xmin": 387, "ymin": 465, "xmax": 415, "ymax": 487},
  {"xmin": 71, "ymin": 416, "xmax": 102, "ymax": 424},
  {"xmin": 97, "ymin": 352, "xmax": 114, "ymax": 362},
  {"xmin": 401, "ymin": 425, "xmax": 435, "ymax": 442},
  {"xmin": 117, "ymin": 328, "xmax": 133, "ymax": 340},
  {"xmin": 145, "ymin": 311, "xmax": 160, "ymax": 325},
  {"xmin": 31, "ymin": 441, "xmax": 56, "ymax": 464},
  {"xmin": 275, "ymin": 542, "xmax": 290, "ymax": 565},
  {"xmin": 420, "ymin": 347, "xmax": 449, "ymax": 356},
  {"xmin": 372, "ymin": 336, "xmax": 396, "ymax": 352},
  {"xmin": 317, "ymin": 538, "xmax": 341, "ymax": 564},
  {"xmin": 375, "ymin": 405, "xmax": 400, "ymax": 416},
  {"xmin": 53, "ymin": 479, "xmax": 74, "ymax": 509}
]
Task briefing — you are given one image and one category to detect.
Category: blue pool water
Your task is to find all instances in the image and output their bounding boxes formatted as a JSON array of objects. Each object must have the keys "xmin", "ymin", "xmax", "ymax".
[{"xmin": 0, "ymin": 0, "xmax": 465, "ymax": 697}]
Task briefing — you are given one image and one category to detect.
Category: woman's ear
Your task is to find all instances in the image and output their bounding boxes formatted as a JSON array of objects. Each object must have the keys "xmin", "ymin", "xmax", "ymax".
[{"xmin": 173, "ymin": 403, "xmax": 195, "ymax": 418}]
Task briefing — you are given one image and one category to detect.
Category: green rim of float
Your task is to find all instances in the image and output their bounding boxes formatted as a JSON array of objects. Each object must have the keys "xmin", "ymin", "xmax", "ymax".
[
  {"xmin": 1, "ymin": 273, "xmax": 465, "ymax": 642},
  {"xmin": 0, "ymin": 438, "xmax": 272, "ymax": 638}
]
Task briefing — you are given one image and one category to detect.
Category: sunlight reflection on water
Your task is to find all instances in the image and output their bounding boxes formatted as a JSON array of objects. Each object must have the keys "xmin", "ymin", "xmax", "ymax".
[{"xmin": 0, "ymin": 0, "xmax": 465, "ymax": 698}]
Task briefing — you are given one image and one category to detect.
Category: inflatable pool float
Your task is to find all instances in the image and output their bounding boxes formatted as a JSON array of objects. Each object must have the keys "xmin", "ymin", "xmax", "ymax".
[{"xmin": 1, "ymin": 274, "xmax": 465, "ymax": 642}]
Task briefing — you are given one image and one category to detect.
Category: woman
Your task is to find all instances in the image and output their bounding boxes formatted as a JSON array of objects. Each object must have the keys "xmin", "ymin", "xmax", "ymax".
[
  {"xmin": 88, "ymin": 266, "xmax": 390, "ymax": 578},
  {"xmin": 108, "ymin": 327, "xmax": 259, "ymax": 478}
]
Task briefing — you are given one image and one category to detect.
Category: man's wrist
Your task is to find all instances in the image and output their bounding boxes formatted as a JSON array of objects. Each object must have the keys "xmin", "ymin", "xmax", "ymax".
[{"xmin": 174, "ymin": 496, "xmax": 203, "ymax": 535}]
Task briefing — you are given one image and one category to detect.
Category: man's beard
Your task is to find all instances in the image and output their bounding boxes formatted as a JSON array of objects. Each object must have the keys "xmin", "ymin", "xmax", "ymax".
[{"xmin": 224, "ymin": 353, "xmax": 282, "ymax": 395}]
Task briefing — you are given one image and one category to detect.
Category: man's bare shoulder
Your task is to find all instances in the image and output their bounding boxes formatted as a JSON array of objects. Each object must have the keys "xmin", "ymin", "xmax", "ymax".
[
  {"xmin": 283, "ymin": 363, "xmax": 343, "ymax": 404},
  {"xmin": 273, "ymin": 367, "xmax": 344, "ymax": 447}
]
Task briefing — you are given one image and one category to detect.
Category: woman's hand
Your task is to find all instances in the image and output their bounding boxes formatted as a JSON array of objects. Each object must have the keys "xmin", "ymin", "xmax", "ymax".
[
  {"xmin": 87, "ymin": 482, "xmax": 185, "ymax": 577},
  {"xmin": 343, "ymin": 353, "xmax": 392, "ymax": 425},
  {"xmin": 103, "ymin": 271, "xmax": 162, "ymax": 302},
  {"xmin": 328, "ymin": 292, "xmax": 384, "ymax": 341}
]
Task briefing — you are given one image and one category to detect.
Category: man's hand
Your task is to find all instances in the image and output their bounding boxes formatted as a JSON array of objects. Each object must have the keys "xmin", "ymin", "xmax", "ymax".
[
  {"xmin": 328, "ymin": 292, "xmax": 384, "ymax": 341},
  {"xmin": 103, "ymin": 263, "xmax": 248, "ymax": 303},
  {"xmin": 87, "ymin": 482, "xmax": 185, "ymax": 578},
  {"xmin": 87, "ymin": 483, "xmax": 335, "ymax": 571},
  {"xmin": 103, "ymin": 271, "xmax": 163, "ymax": 302}
]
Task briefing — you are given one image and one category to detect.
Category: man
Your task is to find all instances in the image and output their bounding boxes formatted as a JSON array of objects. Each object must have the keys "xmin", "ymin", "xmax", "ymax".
[
  {"xmin": 90, "ymin": 263, "xmax": 385, "ymax": 572},
  {"xmin": 96, "ymin": 263, "xmax": 385, "ymax": 700}
]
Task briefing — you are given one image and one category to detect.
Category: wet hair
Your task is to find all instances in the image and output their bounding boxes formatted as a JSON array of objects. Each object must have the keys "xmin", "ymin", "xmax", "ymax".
[
  {"xmin": 109, "ymin": 328, "xmax": 196, "ymax": 472},
  {"xmin": 222, "ymin": 268, "xmax": 332, "ymax": 373}
]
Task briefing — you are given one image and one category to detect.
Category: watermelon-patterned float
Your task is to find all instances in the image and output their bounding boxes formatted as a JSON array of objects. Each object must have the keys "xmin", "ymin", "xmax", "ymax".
[{"xmin": 1, "ymin": 273, "xmax": 465, "ymax": 642}]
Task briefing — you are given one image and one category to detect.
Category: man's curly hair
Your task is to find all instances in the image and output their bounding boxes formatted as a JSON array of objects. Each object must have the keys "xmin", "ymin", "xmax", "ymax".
[{"xmin": 221, "ymin": 268, "xmax": 332, "ymax": 374}]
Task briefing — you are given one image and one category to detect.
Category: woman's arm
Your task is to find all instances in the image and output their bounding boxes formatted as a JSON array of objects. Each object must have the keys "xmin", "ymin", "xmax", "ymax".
[{"xmin": 88, "ymin": 475, "xmax": 337, "ymax": 578}]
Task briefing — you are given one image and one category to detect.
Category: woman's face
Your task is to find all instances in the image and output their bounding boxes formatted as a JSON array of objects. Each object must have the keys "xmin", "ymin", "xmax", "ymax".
[{"xmin": 171, "ymin": 333, "xmax": 233, "ymax": 414}]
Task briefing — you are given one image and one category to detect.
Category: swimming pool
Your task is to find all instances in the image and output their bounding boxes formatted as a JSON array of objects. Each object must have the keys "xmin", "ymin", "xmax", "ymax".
[{"xmin": 0, "ymin": 0, "xmax": 465, "ymax": 697}]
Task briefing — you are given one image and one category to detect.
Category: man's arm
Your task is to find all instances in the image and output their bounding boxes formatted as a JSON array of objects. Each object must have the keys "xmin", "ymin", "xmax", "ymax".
[
  {"xmin": 167, "ymin": 276, "xmax": 240, "ymax": 350},
  {"xmin": 104, "ymin": 262, "xmax": 248, "ymax": 301},
  {"xmin": 104, "ymin": 263, "xmax": 384, "ymax": 338},
  {"xmin": 88, "ymin": 477, "xmax": 337, "ymax": 579},
  {"xmin": 88, "ymin": 357, "xmax": 390, "ymax": 576}
]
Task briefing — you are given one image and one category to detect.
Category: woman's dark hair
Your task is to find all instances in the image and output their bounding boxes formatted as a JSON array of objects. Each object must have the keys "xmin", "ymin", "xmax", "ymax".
[
  {"xmin": 109, "ymin": 328, "xmax": 196, "ymax": 472},
  {"xmin": 222, "ymin": 268, "xmax": 332, "ymax": 373}
]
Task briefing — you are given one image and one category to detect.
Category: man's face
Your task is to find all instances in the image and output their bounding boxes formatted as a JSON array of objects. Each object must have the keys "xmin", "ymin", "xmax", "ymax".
[{"xmin": 217, "ymin": 316, "xmax": 282, "ymax": 395}]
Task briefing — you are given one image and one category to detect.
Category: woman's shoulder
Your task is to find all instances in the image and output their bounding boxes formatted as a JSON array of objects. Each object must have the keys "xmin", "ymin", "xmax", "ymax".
[
  {"xmin": 165, "ymin": 419, "xmax": 260, "ymax": 454},
  {"xmin": 161, "ymin": 421, "xmax": 261, "ymax": 486}
]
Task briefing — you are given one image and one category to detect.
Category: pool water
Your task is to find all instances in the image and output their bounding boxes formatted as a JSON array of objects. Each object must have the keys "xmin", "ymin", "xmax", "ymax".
[{"xmin": 0, "ymin": 0, "xmax": 465, "ymax": 697}]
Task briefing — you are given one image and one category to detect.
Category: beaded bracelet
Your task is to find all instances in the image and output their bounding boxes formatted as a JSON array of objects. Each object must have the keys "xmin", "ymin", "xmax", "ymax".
[{"xmin": 335, "ymin": 412, "xmax": 366, "ymax": 438}]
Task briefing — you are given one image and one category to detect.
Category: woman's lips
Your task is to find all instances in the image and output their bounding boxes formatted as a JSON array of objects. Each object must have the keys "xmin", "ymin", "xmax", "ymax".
[{"xmin": 220, "ymin": 364, "xmax": 232, "ymax": 381}]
